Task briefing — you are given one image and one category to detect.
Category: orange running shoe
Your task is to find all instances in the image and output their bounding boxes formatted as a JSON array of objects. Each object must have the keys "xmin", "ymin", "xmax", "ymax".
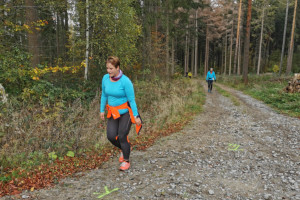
[
  {"xmin": 119, "ymin": 152, "xmax": 124, "ymax": 163},
  {"xmin": 119, "ymin": 161, "xmax": 130, "ymax": 171}
]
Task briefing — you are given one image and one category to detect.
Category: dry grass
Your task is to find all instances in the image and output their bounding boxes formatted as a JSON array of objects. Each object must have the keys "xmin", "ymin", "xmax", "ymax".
[{"xmin": 0, "ymin": 78, "xmax": 204, "ymax": 173}]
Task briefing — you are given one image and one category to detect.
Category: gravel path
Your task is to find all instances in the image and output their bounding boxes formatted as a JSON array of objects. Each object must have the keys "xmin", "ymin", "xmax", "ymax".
[{"xmin": 2, "ymin": 83, "xmax": 299, "ymax": 200}]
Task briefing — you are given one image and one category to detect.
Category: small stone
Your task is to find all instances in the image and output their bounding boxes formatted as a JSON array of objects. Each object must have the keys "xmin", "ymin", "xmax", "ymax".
[
  {"xmin": 194, "ymin": 182, "xmax": 200, "ymax": 186},
  {"xmin": 208, "ymin": 190, "xmax": 214, "ymax": 195},
  {"xmin": 289, "ymin": 179, "xmax": 295, "ymax": 184},
  {"xmin": 22, "ymin": 195, "xmax": 30, "ymax": 199},
  {"xmin": 264, "ymin": 194, "xmax": 272, "ymax": 200}
]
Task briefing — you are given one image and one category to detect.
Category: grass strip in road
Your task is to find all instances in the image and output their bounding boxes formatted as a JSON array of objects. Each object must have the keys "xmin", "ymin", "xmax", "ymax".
[
  {"xmin": 215, "ymin": 85, "xmax": 240, "ymax": 106},
  {"xmin": 218, "ymin": 74, "xmax": 300, "ymax": 118}
]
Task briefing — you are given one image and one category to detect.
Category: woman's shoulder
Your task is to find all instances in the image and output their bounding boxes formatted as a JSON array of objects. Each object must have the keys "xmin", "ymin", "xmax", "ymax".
[
  {"xmin": 121, "ymin": 74, "xmax": 131, "ymax": 82},
  {"xmin": 102, "ymin": 74, "xmax": 110, "ymax": 80}
]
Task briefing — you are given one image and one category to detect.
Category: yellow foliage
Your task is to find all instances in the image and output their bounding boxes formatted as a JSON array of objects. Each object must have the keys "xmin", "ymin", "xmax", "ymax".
[
  {"xmin": 273, "ymin": 65, "xmax": 279, "ymax": 73},
  {"xmin": 29, "ymin": 61, "xmax": 86, "ymax": 80},
  {"xmin": 81, "ymin": 61, "xmax": 87, "ymax": 68}
]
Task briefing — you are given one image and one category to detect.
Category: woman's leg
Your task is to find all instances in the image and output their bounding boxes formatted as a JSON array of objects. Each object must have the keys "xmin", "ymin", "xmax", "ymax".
[
  {"xmin": 207, "ymin": 81, "xmax": 210, "ymax": 91},
  {"xmin": 107, "ymin": 117, "xmax": 121, "ymax": 149},
  {"xmin": 117, "ymin": 112, "xmax": 132, "ymax": 161},
  {"xmin": 208, "ymin": 80, "xmax": 212, "ymax": 91}
]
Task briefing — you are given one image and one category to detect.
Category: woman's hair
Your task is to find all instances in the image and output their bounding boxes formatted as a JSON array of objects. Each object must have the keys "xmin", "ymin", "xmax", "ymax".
[{"xmin": 106, "ymin": 56, "xmax": 120, "ymax": 68}]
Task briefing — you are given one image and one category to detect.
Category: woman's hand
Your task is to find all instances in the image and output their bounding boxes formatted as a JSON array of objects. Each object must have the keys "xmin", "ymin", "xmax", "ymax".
[
  {"xmin": 135, "ymin": 116, "xmax": 142, "ymax": 126},
  {"xmin": 100, "ymin": 112, "xmax": 105, "ymax": 120}
]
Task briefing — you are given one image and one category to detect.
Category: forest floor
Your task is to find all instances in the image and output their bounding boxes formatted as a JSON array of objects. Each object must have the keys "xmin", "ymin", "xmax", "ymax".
[{"xmin": 1, "ymin": 82, "xmax": 299, "ymax": 200}]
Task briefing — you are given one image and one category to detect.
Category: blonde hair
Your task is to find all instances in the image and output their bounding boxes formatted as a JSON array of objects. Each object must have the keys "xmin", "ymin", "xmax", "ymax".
[{"xmin": 106, "ymin": 56, "xmax": 120, "ymax": 68}]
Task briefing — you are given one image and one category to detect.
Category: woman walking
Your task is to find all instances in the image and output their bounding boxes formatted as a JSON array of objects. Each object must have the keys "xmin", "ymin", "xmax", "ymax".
[
  {"xmin": 206, "ymin": 68, "xmax": 216, "ymax": 93},
  {"xmin": 100, "ymin": 56, "xmax": 142, "ymax": 171}
]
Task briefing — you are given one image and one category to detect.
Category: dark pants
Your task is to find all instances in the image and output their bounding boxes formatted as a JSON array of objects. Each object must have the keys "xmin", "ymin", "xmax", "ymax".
[
  {"xmin": 208, "ymin": 80, "xmax": 213, "ymax": 91},
  {"xmin": 107, "ymin": 112, "xmax": 132, "ymax": 160}
]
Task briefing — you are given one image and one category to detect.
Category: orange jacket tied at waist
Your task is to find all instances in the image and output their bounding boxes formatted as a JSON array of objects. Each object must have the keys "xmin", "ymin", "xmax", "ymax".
[{"xmin": 106, "ymin": 102, "xmax": 142, "ymax": 135}]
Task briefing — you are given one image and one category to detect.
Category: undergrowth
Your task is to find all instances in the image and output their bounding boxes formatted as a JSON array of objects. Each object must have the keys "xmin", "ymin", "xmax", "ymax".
[{"xmin": 0, "ymin": 77, "xmax": 205, "ymax": 187}]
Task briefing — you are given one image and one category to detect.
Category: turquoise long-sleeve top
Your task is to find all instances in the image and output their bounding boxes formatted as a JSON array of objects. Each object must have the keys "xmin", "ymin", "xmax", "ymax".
[
  {"xmin": 206, "ymin": 71, "xmax": 216, "ymax": 81},
  {"xmin": 100, "ymin": 74, "xmax": 139, "ymax": 116}
]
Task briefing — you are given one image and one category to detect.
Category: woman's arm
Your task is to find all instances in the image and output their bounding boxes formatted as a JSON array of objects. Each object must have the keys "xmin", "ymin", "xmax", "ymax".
[
  {"xmin": 124, "ymin": 77, "xmax": 139, "ymax": 117},
  {"xmin": 100, "ymin": 76, "xmax": 108, "ymax": 113}
]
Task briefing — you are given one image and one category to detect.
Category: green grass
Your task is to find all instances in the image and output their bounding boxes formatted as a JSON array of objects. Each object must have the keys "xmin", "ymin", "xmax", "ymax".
[
  {"xmin": 219, "ymin": 74, "xmax": 300, "ymax": 118},
  {"xmin": 215, "ymin": 85, "xmax": 240, "ymax": 106}
]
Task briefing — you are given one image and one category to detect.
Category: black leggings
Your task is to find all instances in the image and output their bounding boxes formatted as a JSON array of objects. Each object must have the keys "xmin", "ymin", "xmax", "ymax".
[
  {"xmin": 107, "ymin": 112, "xmax": 132, "ymax": 160},
  {"xmin": 208, "ymin": 80, "xmax": 213, "ymax": 91}
]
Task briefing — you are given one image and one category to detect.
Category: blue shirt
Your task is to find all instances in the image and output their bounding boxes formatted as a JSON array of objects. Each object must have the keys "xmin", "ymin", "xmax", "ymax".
[
  {"xmin": 100, "ymin": 74, "xmax": 139, "ymax": 116},
  {"xmin": 206, "ymin": 71, "xmax": 216, "ymax": 81}
]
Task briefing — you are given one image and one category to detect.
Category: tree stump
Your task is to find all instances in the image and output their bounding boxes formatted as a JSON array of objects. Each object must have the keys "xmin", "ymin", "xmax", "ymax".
[{"xmin": 284, "ymin": 74, "xmax": 300, "ymax": 93}]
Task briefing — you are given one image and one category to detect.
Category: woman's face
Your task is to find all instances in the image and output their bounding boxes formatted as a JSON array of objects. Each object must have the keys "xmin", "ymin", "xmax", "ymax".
[{"xmin": 106, "ymin": 63, "xmax": 119, "ymax": 77}]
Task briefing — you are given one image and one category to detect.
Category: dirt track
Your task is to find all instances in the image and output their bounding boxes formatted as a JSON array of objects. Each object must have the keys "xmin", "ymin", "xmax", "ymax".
[{"xmin": 2, "ymin": 83, "xmax": 300, "ymax": 200}]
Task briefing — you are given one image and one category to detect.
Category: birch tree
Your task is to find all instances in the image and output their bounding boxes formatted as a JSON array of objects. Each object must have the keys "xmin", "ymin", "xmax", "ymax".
[{"xmin": 84, "ymin": 0, "xmax": 89, "ymax": 80}]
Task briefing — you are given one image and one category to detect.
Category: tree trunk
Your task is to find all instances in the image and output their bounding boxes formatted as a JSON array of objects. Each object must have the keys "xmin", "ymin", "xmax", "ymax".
[
  {"xmin": 205, "ymin": 26, "xmax": 209, "ymax": 76},
  {"xmin": 286, "ymin": 0, "xmax": 298, "ymax": 75},
  {"xmin": 171, "ymin": 38, "xmax": 175, "ymax": 75},
  {"xmin": 56, "ymin": 12, "xmax": 60, "ymax": 60},
  {"xmin": 187, "ymin": 34, "xmax": 190, "ymax": 73},
  {"xmin": 184, "ymin": 27, "xmax": 188, "ymax": 75},
  {"xmin": 279, "ymin": 0, "xmax": 289, "ymax": 75},
  {"xmin": 84, "ymin": 0, "xmax": 89, "ymax": 80},
  {"xmin": 191, "ymin": 36, "xmax": 195, "ymax": 76},
  {"xmin": 220, "ymin": 39, "xmax": 225, "ymax": 74},
  {"xmin": 224, "ymin": 31, "xmax": 227, "ymax": 75},
  {"xmin": 257, "ymin": 6, "xmax": 265, "ymax": 75},
  {"xmin": 233, "ymin": 0, "xmax": 242, "ymax": 74},
  {"xmin": 229, "ymin": 23, "xmax": 233, "ymax": 75},
  {"xmin": 166, "ymin": 0, "xmax": 169, "ymax": 77},
  {"xmin": 243, "ymin": 0, "xmax": 252, "ymax": 85},
  {"xmin": 64, "ymin": 2, "xmax": 69, "ymax": 57},
  {"xmin": 60, "ymin": 12, "xmax": 65, "ymax": 60},
  {"xmin": 194, "ymin": 9, "xmax": 198, "ymax": 76},
  {"xmin": 25, "ymin": 0, "xmax": 40, "ymax": 67},
  {"xmin": 265, "ymin": 33, "xmax": 271, "ymax": 72},
  {"xmin": 237, "ymin": 35, "xmax": 241, "ymax": 75}
]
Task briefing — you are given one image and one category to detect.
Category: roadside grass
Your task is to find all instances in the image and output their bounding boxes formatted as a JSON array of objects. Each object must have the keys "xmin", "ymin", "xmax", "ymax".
[
  {"xmin": 214, "ymin": 85, "xmax": 240, "ymax": 106},
  {"xmin": 218, "ymin": 74, "xmax": 300, "ymax": 118},
  {"xmin": 0, "ymin": 78, "xmax": 205, "ymax": 196}
]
